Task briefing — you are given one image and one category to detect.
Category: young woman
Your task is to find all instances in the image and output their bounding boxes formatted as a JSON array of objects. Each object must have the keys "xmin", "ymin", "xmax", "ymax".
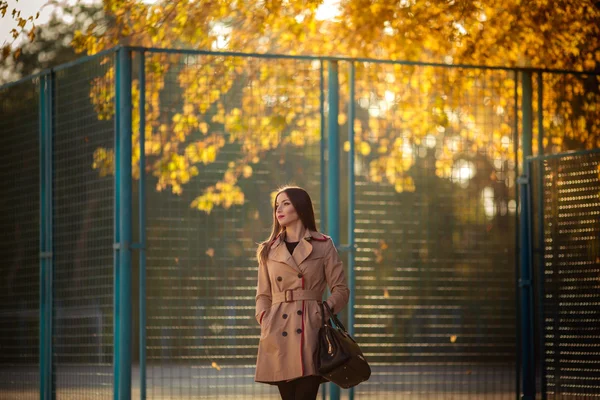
[{"xmin": 254, "ymin": 186, "xmax": 350, "ymax": 400}]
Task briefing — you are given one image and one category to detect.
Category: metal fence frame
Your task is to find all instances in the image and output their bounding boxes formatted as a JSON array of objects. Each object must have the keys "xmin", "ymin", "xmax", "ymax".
[{"xmin": 2, "ymin": 44, "xmax": 599, "ymax": 400}]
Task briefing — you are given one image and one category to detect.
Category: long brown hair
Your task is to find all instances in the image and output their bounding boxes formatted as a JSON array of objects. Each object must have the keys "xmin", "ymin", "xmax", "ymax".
[{"xmin": 256, "ymin": 186, "xmax": 317, "ymax": 266}]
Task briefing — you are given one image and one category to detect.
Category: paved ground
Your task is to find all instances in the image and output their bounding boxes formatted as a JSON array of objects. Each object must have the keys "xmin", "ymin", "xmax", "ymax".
[{"xmin": 0, "ymin": 363, "xmax": 516, "ymax": 399}]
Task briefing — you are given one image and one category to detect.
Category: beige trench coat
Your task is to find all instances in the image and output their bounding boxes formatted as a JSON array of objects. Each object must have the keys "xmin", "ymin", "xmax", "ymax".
[{"xmin": 254, "ymin": 229, "xmax": 350, "ymax": 383}]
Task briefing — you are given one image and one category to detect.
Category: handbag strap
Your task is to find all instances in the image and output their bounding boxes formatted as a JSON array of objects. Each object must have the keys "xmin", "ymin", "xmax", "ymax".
[{"xmin": 321, "ymin": 301, "xmax": 348, "ymax": 333}]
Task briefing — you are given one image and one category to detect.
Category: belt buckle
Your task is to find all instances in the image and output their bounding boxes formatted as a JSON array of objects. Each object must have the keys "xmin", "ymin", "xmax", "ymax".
[{"xmin": 284, "ymin": 289, "xmax": 294, "ymax": 302}]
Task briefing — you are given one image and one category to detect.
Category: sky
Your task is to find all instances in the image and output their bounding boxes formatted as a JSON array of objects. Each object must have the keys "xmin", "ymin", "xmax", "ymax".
[
  {"xmin": 1, "ymin": 0, "xmax": 52, "ymax": 45},
  {"xmin": 0, "ymin": 0, "xmax": 99, "ymax": 47},
  {"xmin": 1, "ymin": 0, "xmax": 340, "ymax": 48}
]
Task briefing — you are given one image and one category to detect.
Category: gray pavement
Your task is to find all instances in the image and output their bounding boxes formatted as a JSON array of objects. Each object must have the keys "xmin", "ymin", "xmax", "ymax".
[{"xmin": 0, "ymin": 363, "xmax": 516, "ymax": 399}]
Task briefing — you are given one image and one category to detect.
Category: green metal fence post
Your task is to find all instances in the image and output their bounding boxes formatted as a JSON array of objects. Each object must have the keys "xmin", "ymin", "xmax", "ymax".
[
  {"xmin": 320, "ymin": 60, "xmax": 326, "ymax": 234},
  {"xmin": 347, "ymin": 62, "xmax": 356, "ymax": 400},
  {"xmin": 114, "ymin": 47, "xmax": 133, "ymax": 400},
  {"xmin": 519, "ymin": 71, "xmax": 535, "ymax": 400},
  {"xmin": 327, "ymin": 60, "xmax": 341, "ymax": 400},
  {"xmin": 39, "ymin": 72, "xmax": 54, "ymax": 400},
  {"xmin": 326, "ymin": 60, "xmax": 340, "ymax": 246},
  {"xmin": 138, "ymin": 50, "xmax": 147, "ymax": 400}
]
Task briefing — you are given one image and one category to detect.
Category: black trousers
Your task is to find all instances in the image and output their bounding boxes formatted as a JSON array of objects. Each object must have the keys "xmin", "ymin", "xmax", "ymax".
[{"xmin": 276, "ymin": 375, "xmax": 322, "ymax": 400}]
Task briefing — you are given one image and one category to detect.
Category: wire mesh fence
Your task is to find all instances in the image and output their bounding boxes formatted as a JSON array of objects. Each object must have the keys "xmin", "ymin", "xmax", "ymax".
[
  {"xmin": 0, "ymin": 46, "xmax": 598, "ymax": 399},
  {"xmin": 0, "ymin": 76, "xmax": 40, "ymax": 400},
  {"xmin": 52, "ymin": 55, "xmax": 115, "ymax": 398},
  {"xmin": 345, "ymin": 64, "xmax": 517, "ymax": 399},
  {"xmin": 135, "ymin": 50, "xmax": 518, "ymax": 399},
  {"xmin": 141, "ymin": 53, "xmax": 324, "ymax": 399}
]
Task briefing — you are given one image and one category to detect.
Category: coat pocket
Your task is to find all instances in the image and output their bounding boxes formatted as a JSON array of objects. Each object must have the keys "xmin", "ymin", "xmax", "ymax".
[{"xmin": 260, "ymin": 304, "xmax": 279, "ymax": 340}]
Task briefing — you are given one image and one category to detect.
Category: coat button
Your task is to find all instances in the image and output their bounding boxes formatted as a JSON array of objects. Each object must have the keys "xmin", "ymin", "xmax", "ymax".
[
  {"xmin": 277, "ymin": 276, "xmax": 282, "ymax": 282},
  {"xmin": 296, "ymin": 329, "xmax": 302, "ymax": 334},
  {"xmin": 297, "ymin": 310, "xmax": 302, "ymax": 315},
  {"xmin": 282, "ymin": 331, "xmax": 288, "ymax": 337},
  {"xmin": 297, "ymin": 273, "xmax": 303, "ymax": 278},
  {"xmin": 282, "ymin": 314, "xmax": 288, "ymax": 319}
]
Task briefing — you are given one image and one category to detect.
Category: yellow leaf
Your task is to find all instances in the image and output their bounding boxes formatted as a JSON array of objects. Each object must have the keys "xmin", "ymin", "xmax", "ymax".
[
  {"xmin": 359, "ymin": 142, "xmax": 371, "ymax": 156},
  {"xmin": 1, "ymin": 45, "xmax": 10, "ymax": 60},
  {"xmin": 199, "ymin": 122, "xmax": 209, "ymax": 134}
]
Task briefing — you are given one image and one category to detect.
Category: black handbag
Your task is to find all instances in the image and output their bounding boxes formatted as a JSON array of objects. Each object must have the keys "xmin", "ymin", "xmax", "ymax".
[{"xmin": 317, "ymin": 302, "xmax": 371, "ymax": 388}]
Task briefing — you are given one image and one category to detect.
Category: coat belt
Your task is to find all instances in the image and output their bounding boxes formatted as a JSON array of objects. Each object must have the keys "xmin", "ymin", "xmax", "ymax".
[{"xmin": 272, "ymin": 289, "xmax": 322, "ymax": 304}]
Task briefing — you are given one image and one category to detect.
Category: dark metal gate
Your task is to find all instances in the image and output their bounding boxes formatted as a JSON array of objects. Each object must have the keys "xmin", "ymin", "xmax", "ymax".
[{"xmin": 526, "ymin": 149, "xmax": 600, "ymax": 399}]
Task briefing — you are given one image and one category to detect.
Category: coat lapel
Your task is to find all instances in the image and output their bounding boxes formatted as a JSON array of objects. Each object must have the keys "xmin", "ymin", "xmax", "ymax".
[
  {"xmin": 269, "ymin": 237, "xmax": 300, "ymax": 271},
  {"xmin": 292, "ymin": 234, "xmax": 313, "ymax": 267}
]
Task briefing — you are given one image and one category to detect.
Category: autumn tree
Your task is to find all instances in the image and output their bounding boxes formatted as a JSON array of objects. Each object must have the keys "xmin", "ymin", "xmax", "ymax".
[{"xmin": 41, "ymin": 0, "xmax": 600, "ymax": 211}]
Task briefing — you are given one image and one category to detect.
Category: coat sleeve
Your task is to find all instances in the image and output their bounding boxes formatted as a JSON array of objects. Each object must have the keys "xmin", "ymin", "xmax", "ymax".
[
  {"xmin": 255, "ymin": 258, "xmax": 272, "ymax": 325},
  {"xmin": 323, "ymin": 241, "xmax": 350, "ymax": 315}
]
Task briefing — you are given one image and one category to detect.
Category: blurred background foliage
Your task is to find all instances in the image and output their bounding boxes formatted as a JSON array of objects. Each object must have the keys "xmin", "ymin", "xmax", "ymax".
[{"xmin": 1, "ymin": 0, "xmax": 599, "ymax": 213}]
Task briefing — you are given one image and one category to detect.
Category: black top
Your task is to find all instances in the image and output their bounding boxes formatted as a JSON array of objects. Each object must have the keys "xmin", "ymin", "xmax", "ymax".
[{"xmin": 285, "ymin": 240, "xmax": 299, "ymax": 255}]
